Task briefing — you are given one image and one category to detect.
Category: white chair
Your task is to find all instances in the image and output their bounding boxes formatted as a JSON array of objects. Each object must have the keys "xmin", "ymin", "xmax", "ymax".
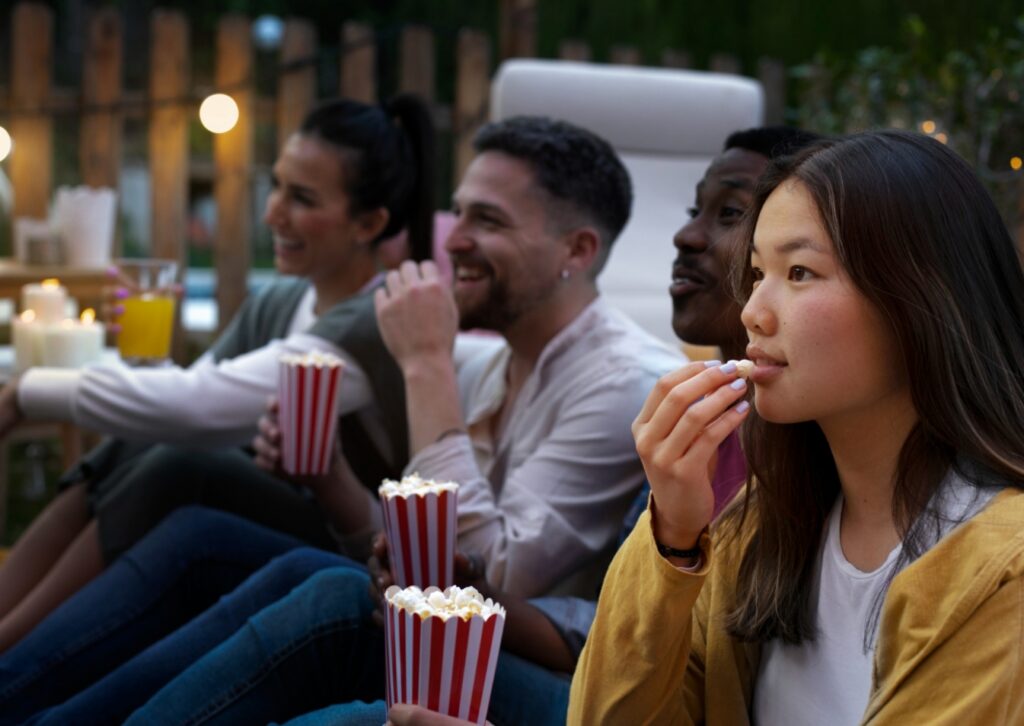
[{"xmin": 490, "ymin": 60, "xmax": 763, "ymax": 343}]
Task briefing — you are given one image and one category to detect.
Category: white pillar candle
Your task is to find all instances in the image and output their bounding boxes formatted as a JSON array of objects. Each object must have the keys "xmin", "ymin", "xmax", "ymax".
[
  {"xmin": 40, "ymin": 309, "xmax": 104, "ymax": 369},
  {"xmin": 22, "ymin": 278, "xmax": 68, "ymax": 324},
  {"xmin": 12, "ymin": 310, "xmax": 45, "ymax": 372}
]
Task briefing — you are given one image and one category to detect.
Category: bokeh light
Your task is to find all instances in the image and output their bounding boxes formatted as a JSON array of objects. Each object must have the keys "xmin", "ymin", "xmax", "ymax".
[{"xmin": 199, "ymin": 94, "xmax": 239, "ymax": 134}]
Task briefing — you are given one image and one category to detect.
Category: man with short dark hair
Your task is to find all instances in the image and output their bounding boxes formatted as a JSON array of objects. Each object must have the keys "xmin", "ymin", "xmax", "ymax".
[{"xmin": 361, "ymin": 114, "xmax": 681, "ymax": 596}]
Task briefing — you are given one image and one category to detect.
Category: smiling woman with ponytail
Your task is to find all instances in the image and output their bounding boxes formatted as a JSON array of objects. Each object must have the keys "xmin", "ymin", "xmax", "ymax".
[{"xmin": 0, "ymin": 94, "xmax": 437, "ymax": 663}]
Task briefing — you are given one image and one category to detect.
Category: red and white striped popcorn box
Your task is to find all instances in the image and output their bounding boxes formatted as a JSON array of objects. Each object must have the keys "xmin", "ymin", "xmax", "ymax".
[
  {"xmin": 379, "ymin": 476, "xmax": 459, "ymax": 589},
  {"xmin": 384, "ymin": 585, "xmax": 506, "ymax": 725},
  {"xmin": 276, "ymin": 351, "xmax": 345, "ymax": 476}
]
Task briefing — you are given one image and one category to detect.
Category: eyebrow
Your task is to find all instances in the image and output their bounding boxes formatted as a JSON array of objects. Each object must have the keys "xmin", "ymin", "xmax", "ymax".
[
  {"xmin": 750, "ymin": 238, "xmax": 827, "ymax": 255},
  {"xmin": 452, "ymin": 199, "xmax": 510, "ymax": 220},
  {"xmin": 720, "ymin": 177, "xmax": 756, "ymax": 190}
]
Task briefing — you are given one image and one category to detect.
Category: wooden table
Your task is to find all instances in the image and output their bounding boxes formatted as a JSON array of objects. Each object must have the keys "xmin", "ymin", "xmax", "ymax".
[{"xmin": 0, "ymin": 260, "xmax": 110, "ymax": 313}]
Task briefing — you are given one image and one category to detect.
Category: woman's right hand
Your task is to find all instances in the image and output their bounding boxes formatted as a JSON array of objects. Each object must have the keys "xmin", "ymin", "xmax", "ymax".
[
  {"xmin": 632, "ymin": 360, "xmax": 750, "ymax": 552},
  {"xmin": 101, "ymin": 265, "xmax": 184, "ymax": 334}
]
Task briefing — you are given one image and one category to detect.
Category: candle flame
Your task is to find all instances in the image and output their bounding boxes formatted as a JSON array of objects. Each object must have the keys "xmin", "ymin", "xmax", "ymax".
[
  {"xmin": 81, "ymin": 308, "xmax": 96, "ymax": 324},
  {"xmin": 41, "ymin": 278, "xmax": 61, "ymax": 288},
  {"xmin": 20, "ymin": 310, "xmax": 36, "ymax": 323}
]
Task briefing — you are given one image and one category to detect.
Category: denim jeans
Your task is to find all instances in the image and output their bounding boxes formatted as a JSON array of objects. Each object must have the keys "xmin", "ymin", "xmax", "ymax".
[
  {"xmin": 279, "ymin": 652, "xmax": 571, "ymax": 726},
  {"xmin": 127, "ymin": 566, "xmax": 385, "ymax": 725},
  {"xmin": 0, "ymin": 506, "xmax": 319, "ymax": 726}
]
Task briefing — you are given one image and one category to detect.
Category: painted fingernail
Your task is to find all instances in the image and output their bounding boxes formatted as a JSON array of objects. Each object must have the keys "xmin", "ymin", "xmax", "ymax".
[
  {"xmin": 703, "ymin": 359, "xmax": 722, "ymax": 368},
  {"xmin": 114, "ymin": 304, "xmax": 125, "ymax": 315},
  {"xmin": 719, "ymin": 361, "xmax": 737, "ymax": 374},
  {"xmin": 730, "ymin": 378, "xmax": 747, "ymax": 390},
  {"xmin": 115, "ymin": 287, "xmax": 129, "ymax": 299},
  {"xmin": 736, "ymin": 401, "xmax": 750, "ymax": 413}
]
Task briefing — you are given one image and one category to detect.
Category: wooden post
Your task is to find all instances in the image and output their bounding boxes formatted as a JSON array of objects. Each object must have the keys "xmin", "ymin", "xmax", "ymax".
[
  {"xmin": 149, "ymin": 10, "xmax": 189, "ymax": 362},
  {"xmin": 80, "ymin": 7, "xmax": 122, "ymax": 192},
  {"xmin": 758, "ymin": 57, "xmax": 787, "ymax": 125},
  {"xmin": 149, "ymin": 11, "xmax": 189, "ymax": 266},
  {"xmin": 558, "ymin": 40, "xmax": 591, "ymax": 62},
  {"xmin": 9, "ymin": 2, "xmax": 54, "ymax": 220},
  {"xmin": 610, "ymin": 45, "xmax": 642, "ymax": 66},
  {"xmin": 213, "ymin": 15, "xmax": 253, "ymax": 330},
  {"xmin": 278, "ymin": 18, "xmax": 317, "ymax": 149},
  {"xmin": 340, "ymin": 22, "xmax": 376, "ymax": 103},
  {"xmin": 710, "ymin": 53, "xmax": 742, "ymax": 75},
  {"xmin": 661, "ymin": 49, "xmax": 691, "ymax": 69},
  {"xmin": 499, "ymin": 0, "xmax": 537, "ymax": 59},
  {"xmin": 453, "ymin": 29, "xmax": 491, "ymax": 184},
  {"xmin": 399, "ymin": 25, "xmax": 435, "ymax": 102}
]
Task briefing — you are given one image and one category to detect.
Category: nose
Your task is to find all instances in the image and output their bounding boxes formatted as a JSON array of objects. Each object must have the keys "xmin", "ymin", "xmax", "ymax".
[
  {"xmin": 741, "ymin": 281, "xmax": 778, "ymax": 337},
  {"xmin": 263, "ymin": 188, "xmax": 284, "ymax": 228},
  {"xmin": 673, "ymin": 215, "xmax": 709, "ymax": 255},
  {"xmin": 444, "ymin": 217, "xmax": 474, "ymax": 255}
]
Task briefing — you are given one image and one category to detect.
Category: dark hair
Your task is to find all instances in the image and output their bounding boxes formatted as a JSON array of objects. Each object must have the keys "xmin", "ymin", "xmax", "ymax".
[
  {"xmin": 724, "ymin": 130, "xmax": 1024, "ymax": 645},
  {"xmin": 725, "ymin": 126, "xmax": 823, "ymax": 160},
  {"xmin": 473, "ymin": 116, "xmax": 632, "ymax": 272},
  {"xmin": 300, "ymin": 93, "xmax": 436, "ymax": 261}
]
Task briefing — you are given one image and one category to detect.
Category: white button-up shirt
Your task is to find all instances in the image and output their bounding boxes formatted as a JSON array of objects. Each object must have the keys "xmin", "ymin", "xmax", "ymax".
[{"xmin": 407, "ymin": 298, "xmax": 685, "ymax": 598}]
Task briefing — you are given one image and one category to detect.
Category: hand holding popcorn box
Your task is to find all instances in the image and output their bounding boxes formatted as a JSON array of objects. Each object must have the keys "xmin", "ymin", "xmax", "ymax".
[
  {"xmin": 379, "ymin": 475, "xmax": 458, "ymax": 589},
  {"xmin": 385, "ymin": 585, "xmax": 506, "ymax": 725},
  {"xmin": 277, "ymin": 351, "xmax": 345, "ymax": 476}
]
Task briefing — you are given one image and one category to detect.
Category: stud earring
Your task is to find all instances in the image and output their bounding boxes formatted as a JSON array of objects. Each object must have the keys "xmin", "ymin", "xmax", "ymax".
[{"xmin": 560, "ymin": 269, "xmax": 570, "ymax": 280}]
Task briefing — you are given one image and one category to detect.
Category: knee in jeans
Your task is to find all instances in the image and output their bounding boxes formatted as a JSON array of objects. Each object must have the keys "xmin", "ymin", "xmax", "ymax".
[{"xmin": 153, "ymin": 505, "xmax": 236, "ymax": 541}]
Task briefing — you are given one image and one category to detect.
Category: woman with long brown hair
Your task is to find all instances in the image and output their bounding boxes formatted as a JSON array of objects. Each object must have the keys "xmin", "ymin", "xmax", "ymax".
[{"xmin": 570, "ymin": 130, "xmax": 1024, "ymax": 723}]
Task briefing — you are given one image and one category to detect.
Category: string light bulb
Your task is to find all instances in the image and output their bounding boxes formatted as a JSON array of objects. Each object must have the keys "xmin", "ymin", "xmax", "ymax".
[
  {"xmin": 0, "ymin": 126, "xmax": 12, "ymax": 162},
  {"xmin": 1011, "ymin": 157, "xmax": 1022, "ymax": 171},
  {"xmin": 199, "ymin": 93, "xmax": 239, "ymax": 134},
  {"xmin": 920, "ymin": 120, "xmax": 936, "ymax": 134}
]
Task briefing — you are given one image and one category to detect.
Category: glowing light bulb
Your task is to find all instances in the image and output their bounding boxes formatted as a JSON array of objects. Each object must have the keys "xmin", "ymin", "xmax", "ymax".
[
  {"xmin": 1011, "ymin": 157, "xmax": 1023, "ymax": 171},
  {"xmin": 199, "ymin": 94, "xmax": 240, "ymax": 134},
  {"xmin": 920, "ymin": 120, "xmax": 936, "ymax": 134},
  {"xmin": 0, "ymin": 126, "xmax": 11, "ymax": 162}
]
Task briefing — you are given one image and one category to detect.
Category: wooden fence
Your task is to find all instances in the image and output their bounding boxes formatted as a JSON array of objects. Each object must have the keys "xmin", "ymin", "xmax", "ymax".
[{"xmin": 0, "ymin": 0, "xmax": 787, "ymax": 329}]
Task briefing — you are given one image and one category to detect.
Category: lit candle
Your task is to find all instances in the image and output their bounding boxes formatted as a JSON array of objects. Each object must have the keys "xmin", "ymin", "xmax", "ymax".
[
  {"xmin": 12, "ymin": 309, "xmax": 44, "ymax": 372},
  {"xmin": 40, "ymin": 308, "xmax": 105, "ymax": 368},
  {"xmin": 22, "ymin": 278, "xmax": 68, "ymax": 324}
]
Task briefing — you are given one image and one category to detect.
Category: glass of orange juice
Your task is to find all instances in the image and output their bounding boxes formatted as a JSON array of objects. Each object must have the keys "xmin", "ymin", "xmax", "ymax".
[{"xmin": 115, "ymin": 259, "xmax": 178, "ymax": 365}]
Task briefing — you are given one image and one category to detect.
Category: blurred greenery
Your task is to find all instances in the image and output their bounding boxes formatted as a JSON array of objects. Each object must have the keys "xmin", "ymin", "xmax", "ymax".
[{"xmin": 793, "ymin": 14, "xmax": 1024, "ymax": 237}]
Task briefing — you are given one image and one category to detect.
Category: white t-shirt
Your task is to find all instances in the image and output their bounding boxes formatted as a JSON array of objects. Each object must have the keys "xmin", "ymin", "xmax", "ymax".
[{"xmin": 753, "ymin": 475, "xmax": 998, "ymax": 725}]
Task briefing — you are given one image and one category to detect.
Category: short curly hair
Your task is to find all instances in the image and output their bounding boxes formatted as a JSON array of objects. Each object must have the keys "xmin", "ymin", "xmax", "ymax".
[{"xmin": 473, "ymin": 116, "xmax": 632, "ymax": 271}]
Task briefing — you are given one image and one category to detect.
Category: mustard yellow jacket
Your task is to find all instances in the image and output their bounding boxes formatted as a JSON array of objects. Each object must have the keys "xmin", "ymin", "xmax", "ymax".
[{"xmin": 569, "ymin": 488, "xmax": 1024, "ymax": 725}]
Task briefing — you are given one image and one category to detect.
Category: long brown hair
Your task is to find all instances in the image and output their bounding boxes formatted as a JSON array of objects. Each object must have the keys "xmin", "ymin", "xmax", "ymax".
[{"xmin": 724, "ymin": 130, "xmax": 1024, "ymax": 644}]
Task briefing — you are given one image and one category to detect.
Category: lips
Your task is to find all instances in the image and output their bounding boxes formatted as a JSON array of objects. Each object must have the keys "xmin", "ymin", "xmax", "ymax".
[
  {"xmin": 746, "ymin": 343, "xmax": 787, "ymax": 383},
  {"xmin": 670, "ymin": 262, "xmax": 713, "ymax": 297},
  {"xmin": 273, "ymin": 235, "xmax": 304, "ymax": 254}
]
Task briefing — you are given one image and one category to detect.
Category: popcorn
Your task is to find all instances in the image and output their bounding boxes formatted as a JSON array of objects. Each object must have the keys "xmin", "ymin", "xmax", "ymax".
[
  {"xmin": 279, "ymin": 350, "xmax": 344, "ymax": 368},
  {"xmin": 277, "ymin": 350, "xmax": 345, "ymax": 475},
  {"xmin": 385, "ymin": 585, "xmax": 507, "ymax": 723},
  {"xmin": 379, "ymin": 475, "xmax": 459, "ymax": 589},
  {"xmin": 728, "ymin": 359, "xmax": 755, "ymax": 379},
  {"xmin": 379, "ymin": 473, "xmax": 459, "ymax": 499},
  {"xmin": 386, "ymin": 585, "xmax": 505, "ymax": 622}
]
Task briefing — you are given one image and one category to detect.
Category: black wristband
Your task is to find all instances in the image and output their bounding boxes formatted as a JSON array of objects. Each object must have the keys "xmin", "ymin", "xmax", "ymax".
[{"xmin": 655, "ymin": 540, "xmax": 702, "ymax": 560}]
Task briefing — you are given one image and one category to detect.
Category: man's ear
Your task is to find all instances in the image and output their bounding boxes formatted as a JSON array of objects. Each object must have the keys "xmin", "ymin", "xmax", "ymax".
[
  {"xmin": 356, "ymin": 207, "xmax": 391, "ymax": 246},
  {"xmin": 562, "ymin": 226, "xmax": 602, "ymax": 277}
]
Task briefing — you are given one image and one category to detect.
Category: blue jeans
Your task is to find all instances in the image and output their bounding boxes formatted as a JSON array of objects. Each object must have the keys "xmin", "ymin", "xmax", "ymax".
[
  {"xmin": 281, "ymin": 652, "xmax": 571, "ymax": 726},
  {"xmin": 127, "ymin": 566, "xmax": 386, "ymax": 725},
  {"xmin": 0, "ymin": 506, "xmax": 324, "ymax": 725}
]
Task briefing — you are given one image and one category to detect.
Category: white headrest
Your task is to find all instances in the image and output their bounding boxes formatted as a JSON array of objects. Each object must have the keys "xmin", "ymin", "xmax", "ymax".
[{"xmin": 491, "ymin": 60, "xmax": 764, "ymax": 156}]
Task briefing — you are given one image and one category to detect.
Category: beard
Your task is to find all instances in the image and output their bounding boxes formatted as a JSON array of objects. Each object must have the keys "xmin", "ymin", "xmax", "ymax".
[{"xmin": 456, "ymin": 275, "xmax": 523, "ymax": 332}]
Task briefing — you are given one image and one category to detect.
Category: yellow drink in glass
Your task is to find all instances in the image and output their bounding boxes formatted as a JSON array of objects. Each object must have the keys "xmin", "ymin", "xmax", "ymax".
[{"xmin": 118, "ymin": 294, "xmax": 176, "ymax": 360}]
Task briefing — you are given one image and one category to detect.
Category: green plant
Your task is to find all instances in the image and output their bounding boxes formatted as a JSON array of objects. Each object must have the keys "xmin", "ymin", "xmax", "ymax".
[{"xmin": 793, "ymin": 15, "xmax": 1024, "ymax": 237}]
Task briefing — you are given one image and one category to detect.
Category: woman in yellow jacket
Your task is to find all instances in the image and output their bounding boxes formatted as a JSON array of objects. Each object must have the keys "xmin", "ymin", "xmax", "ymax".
[{"xmin": 569, "ymin": 130, "xmax": 1024, "ymax": 725}]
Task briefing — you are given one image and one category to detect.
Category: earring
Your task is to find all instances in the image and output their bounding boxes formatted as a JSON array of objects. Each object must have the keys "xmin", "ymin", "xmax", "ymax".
[{"xmin": 560, "ymin": 269, "xmax": 570, "ymax": 280}]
